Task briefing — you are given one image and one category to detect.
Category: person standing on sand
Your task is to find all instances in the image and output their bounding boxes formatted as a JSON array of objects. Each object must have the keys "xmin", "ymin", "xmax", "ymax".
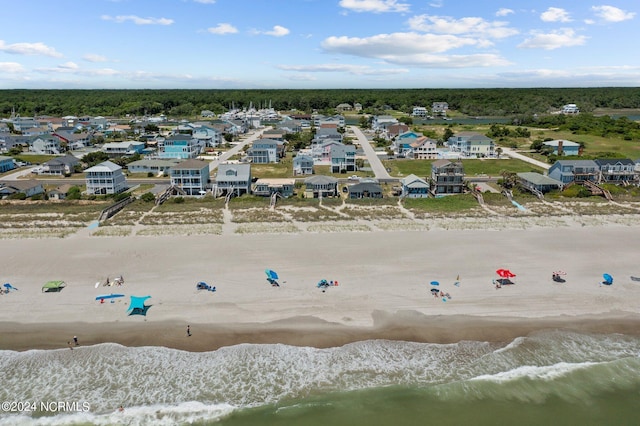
[
  {"xmin": 67, "ymin": 341, "xmax": 73, "ymax": 350},
  {"xmin": 187, "ymin": 325, "xmax": 191, "ymax": 337},
  {"xmin": 73, "ymin": 336, "xmax": 78, "ymax": 346}
]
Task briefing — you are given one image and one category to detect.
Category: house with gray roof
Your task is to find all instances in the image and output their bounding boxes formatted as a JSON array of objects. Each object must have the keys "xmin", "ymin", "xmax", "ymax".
[
  {"xmin": 102, "ymin": 141, "xmax": 145, "ymax": 156},
  {"xmin": 84, "ymin": 161, "xmax": 127, "ymax": 195},
  {"xmin": 48, "ymin": 184, "xmax": 74, "ymax": 200},
  {"xmin": 293, "ymin": 154, "xmax": 314, "ymax": 176},
  {"xmin": 169, "ymin": 159, "xmax": 210, "ymax": 196},
  {"xmin": 331, "ymin": 144, "xmax": 356, "ymax": 173},
  {"xmin": 0, "ymin": 180, "xmax": 44, "ymax": 198},
  {"xmin": 517, "ymin": 172, "xmax": 563, "ymax": 194},
  {"xmin": 543, "ymin": 140, "xmax": 581, "ymax": 156},
  {"xmin": 594, "ymin": 159, "xmax": 637, "ymax": 184},
  {"xmin": 304, "ymin": 175, "xmax": 338, "ymax": 198},
  {"xmin": 401, "ymin": 174, "xmax": 430, "ymax": 198},
  {"xmin": 248, "ymin": 139, "xmax": 279, "ymax": 163},
  {"xmin": 447, "ymin": 132, "xmax": 495, "ymax": 158},
  {"xmin": 548, "ymin": 160, "xmax": 599, "ymax": 184},
  {"xmin": 29, "ymin": 135, "xmax": 61, "ymax": 155},
  {"xmin": 348, "ymin": 181, "xmax": 383, "ymax": 199},
  {"xmin": 39, "ymin": 154, "xmax": 80, "ymax": 175},
  {"xmin": 215, "ymin": 163, "xmax": 251, "ymax": 196},
  {"xmin": 431, "ymin": 159, "xmax": 465, "ymax": 194}
]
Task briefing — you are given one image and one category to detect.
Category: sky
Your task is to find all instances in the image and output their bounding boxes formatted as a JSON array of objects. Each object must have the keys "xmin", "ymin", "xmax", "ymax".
[{"xmin": 0, "ymin": 0, "xmax": 638, "ymax": 89}]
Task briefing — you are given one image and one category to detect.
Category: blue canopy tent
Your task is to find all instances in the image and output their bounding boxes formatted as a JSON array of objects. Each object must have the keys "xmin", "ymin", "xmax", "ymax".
[
  {"xmin": 265, "ymin": 269, "xmax": 280, "ymax": 286},
  {"xmin": 3, "ymin": 283, "xmax": 18, "ymax": 291},
  {"xmin": 127, "ymin": 295, "xmax": 152, "ymax": 316},
  {"xmin": 196, "ymin": 282, "xmax": 216, "ymax": 292},
  {"xmin": 602, "ymin": 273, "xmax": 613, "ymax": 285}
]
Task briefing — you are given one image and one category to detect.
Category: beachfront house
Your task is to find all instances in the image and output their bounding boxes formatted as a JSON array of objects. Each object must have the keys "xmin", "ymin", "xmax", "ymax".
[
  {"xmin": 84, "ymin": 161, "xmax": 128, "ymax": 195},
  {"xmin": 447, "ymin": 132, "xmax": 495, "ymax": 158},
  {"xmin": 431, "ymin": 159, "xmax": 465, "ymax": 195},
  {"xmin": 215, "ymin": 163, "xmax": 251, "ymax": 196},
  {"xmin": 548, "ymin": 160, "xmax": 599, "ymax": 185},
  {"xmin": 348, "ymin": 180, "xmax": 383, "ymax": 199},
  {"xmin": 48, "ymin": 184, "xmax": 73, "ymax": 200},
  {"xmin": 517, "ymin": 172, "xmax": 563, "ymax": 195},
  {"xmin": 293, "ymin": 154, "xmax": 314, "ymax": 175},
  {"xmin": 0, "ymin": 180, "xmax": 44, "ymax": 198},
  {"xmin": 0, "ymin": 155, "xmax": 15, "ymax": 173},
  {"xmin": 304, "ymin": 175, "xmax": 338, "ymax": 198},
  {"xmin": 38, "ymin": 154, "xmax": 80, "ymax": 176},
  {"xmin": 594, "ymin": 159, "xmax": 638, "ymax": 184},
  {"xmin": 169, "ymin": 159, "xmax": 210, "ymax": 196},
  {"xmin": 401, "ymin": 174, "xmax": 430, "ymax": 198},
  {"xmin": 542, "ymin": 140, "xmax": 581, "ymax": 156},
  {"xmin": 331, "ymin": 144, "xmax": 356, "ymax": 173},
  {"xmin": 253, "ymin": 178, "xmax": 296, "ymax": 198}
]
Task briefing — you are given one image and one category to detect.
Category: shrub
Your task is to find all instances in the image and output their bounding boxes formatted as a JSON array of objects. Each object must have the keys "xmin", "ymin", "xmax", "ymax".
[{"xmin": 140, "ymin": 192, "xmax": 156, "ymax": 202}]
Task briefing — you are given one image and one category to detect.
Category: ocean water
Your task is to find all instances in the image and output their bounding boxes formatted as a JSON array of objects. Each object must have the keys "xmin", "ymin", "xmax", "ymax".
[{"xmin": 1, "ymin": 330, "xmax": 639, "ymax": 426}]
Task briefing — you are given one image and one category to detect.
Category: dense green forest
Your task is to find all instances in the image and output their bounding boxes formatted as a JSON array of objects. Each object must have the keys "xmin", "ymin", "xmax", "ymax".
[{"xmin": 1, "ymin": 88, "xmax": 640, "ymax": 118}]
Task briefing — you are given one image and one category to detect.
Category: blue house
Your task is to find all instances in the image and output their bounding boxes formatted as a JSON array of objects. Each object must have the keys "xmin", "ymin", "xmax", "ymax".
[
  {"xmin": 548, "ymin": 160, "xmax": 599, "ymax": 184},
  {"xmin": 0, "ymin": 155, "xmax": 15, "ymax": 173},
  {"xmin": 160, "ymin": 134, "xmax": 202, "ymax": 159},
  {"xmin": 401, "ymin": 174, "xmax": 430, "ymax": 198},
  {"xmin": 543, "ymin": 140, "xmax": 580, "ymax": 156},
  {"xmin": 594, "ymin": 159, "xmax": 637, "ymax": 183}
]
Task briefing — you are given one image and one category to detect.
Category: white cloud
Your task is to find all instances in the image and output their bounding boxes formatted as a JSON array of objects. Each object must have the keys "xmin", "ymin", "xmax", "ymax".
[
  {"xmin": 540, "ymin": 7, "xmax": 572, "ymax": 23},
  {"xmin": 321, "ymin": 33, "xmax": 510, "ymax": 68},
  {"xmin": 277, "ymin": 63, "xmax": 408, "ymax": 75},
  {"xmin": 339, "ymin": 0, "xmax": 410, "ymax": 13},
  {"xmin": 58, "ymin": 62, "xmax": 79, "ymax": 70},
  {"xmin": 0, "ymin": 62, "xmax": 25, "ymax": 73},
  {"xmin": 518, "ymin": 28, "xmax": 587, "ymax": 50},
  {"xmin": 408, "ymin": 15, "xmax": 519, "ymax": 39},
  {"xmin": 285, "ymin": 73, "xmax": 317, "ymax": 81},
  {"xmin": 0, "ymin": 40, "xmax": 62, "ymax": 57},
  {"xmin": 323, "ymin": 32, "xmax": 481, "ymax": 57},
  {"xmin": 101, "ymin": 15, "xmax": 174, "ymax": 25},
  {"xmin": 591, "ymin": 5, "xmax": 635, "ymax": 22},
  {"xmin": 207, "ymin": 23, "xmax": 238, "ymax": 35},
  {"xmin": 496, "ymin": 8, "xmax": 514, "ymax": 17},
  {"xmin": 83, "ymin": 54, "xmax": 108, "ymax": 62},
  {"xmin": 262, "ymin": 25, "xmax": 290, "ymax": 37},
  {"xmin": 194, "ymin": 0, "xmax": 216, "ymax": 3}
]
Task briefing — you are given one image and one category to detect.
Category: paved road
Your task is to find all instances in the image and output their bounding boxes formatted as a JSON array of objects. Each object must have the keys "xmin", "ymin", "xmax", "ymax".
[
  {"xmin": 500, "ymin": 147, "xmax": 550, "ymax": 170},
  {"xmin": 199, "ymin": 127, "xmax": 266, "ymax": 176},
  {"xmin": 349, "ymin": 126, "xmax": 392, "ymax": 180}
]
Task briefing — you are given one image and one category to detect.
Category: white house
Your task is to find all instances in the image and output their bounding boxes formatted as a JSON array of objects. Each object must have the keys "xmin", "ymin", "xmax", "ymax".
[{"xmin": 84, "ymin": 161, "xmax": 127, "ymax": 195}]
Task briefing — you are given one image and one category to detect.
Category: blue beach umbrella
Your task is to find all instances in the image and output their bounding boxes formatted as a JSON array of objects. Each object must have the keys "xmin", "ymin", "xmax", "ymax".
[
  {"xmin": 265, "ymin": 269, "xmax": 279, "ymax": 281},
  {"xmin": 430, "ymin": 281, "xmax": 440, "ymax": 286},
  {"xmin": 602, "ymin": 273, "xmax": 613, "ymax": 285}
]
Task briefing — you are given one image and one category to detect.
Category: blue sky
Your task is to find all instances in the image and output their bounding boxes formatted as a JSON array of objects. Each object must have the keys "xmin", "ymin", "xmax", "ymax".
[{"xmin": 0, "ymin": 0, "xmax": 638, "ymax": 89}]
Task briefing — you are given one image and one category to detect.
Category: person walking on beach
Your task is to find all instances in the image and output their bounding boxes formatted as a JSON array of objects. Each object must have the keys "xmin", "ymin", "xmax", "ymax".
[
  {"xmin": 187, "ymin": 325, "xmax": 191, "ymax": 337},
  {"xmin": 73, "ymin": 336, "xmax": 78, "ymax": 346},
  {"xmin": 67, "ymin": 341, "xmax": 73, "ymax": 350}
]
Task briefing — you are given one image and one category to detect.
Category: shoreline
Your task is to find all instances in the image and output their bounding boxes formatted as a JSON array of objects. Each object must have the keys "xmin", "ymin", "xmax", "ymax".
[{"xmin": 2, "ymin": 312, "xmax": 640, "ymax": 352}]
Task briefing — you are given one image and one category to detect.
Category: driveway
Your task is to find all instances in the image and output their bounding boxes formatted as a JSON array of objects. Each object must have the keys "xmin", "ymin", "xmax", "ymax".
[
  {"xmin": 500, "ymin": 147, "xmax": 550, "ymax": 170},
  {"xmin": 349, "ymin": 126, "xmax": 392, "ymax": 180}
]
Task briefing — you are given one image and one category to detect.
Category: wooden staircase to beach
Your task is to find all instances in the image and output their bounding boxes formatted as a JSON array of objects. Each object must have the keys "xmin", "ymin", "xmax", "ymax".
[{"xmin": 583, "ymin": 180, "xmax": 613, "ymax": 201}]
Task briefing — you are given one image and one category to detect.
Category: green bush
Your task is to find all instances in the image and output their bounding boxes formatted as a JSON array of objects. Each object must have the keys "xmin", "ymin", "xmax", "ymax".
[
  {"xmin": 173, "ymin": 197, "xmax": 185, "ymax": 204},
  {"xmin": 140, "ymin": 192, "xmax": 156, "ymax": 202}
]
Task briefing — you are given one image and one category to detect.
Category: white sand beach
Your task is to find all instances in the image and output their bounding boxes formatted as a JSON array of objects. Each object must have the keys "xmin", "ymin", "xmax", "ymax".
[{"xmin": 1, "ymin": 221, "xmax": 640, "ymax": 351}]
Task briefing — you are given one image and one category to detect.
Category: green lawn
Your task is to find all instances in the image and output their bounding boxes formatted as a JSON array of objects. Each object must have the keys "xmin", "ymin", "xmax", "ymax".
[
  {"xmin": 402, "ymin": 194, "xmax": 479, "ymax": 212},
  {"xmin": 382, "ymin": 158, "xmax": 544, "ymax": 178}
]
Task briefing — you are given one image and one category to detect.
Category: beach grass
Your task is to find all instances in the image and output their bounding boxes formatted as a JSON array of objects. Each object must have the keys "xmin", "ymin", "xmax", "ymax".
[
  {"xmin": 235, "ymin": 222, "xmax": 299, "ymax": 234},
  {"xmin": 402, "ymin": 194, "xmax": 481, "ymax": 216},
  {"xmin": 231, "ymin": 208, "xmax": 286, "ymax": 223}
]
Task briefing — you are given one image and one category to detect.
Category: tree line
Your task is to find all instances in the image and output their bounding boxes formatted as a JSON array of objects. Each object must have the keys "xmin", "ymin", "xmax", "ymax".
[{"xmin": 2, "ymin": 87, "xmax": 640, "ymax": 118}]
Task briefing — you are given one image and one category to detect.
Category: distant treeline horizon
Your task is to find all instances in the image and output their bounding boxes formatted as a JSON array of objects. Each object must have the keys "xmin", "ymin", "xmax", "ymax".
[{"xmin": 1, "ymin": 87, "xmax": 639, "ymax": 119}]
